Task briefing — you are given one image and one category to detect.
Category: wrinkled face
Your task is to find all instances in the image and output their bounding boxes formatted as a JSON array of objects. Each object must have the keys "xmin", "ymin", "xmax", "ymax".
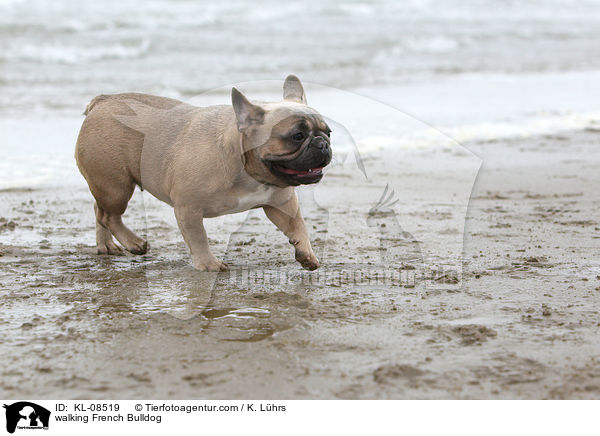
[
  {"xmin": 232, "ymin": 76, "xmax": 333, "ymax": 188},
  {"xmin": 241, "ymin": 105, "xmax": 332, "ymax": 187},
  {"xmin": 261, "ymin": 108, "xmax": 332, "ymax": 186}
]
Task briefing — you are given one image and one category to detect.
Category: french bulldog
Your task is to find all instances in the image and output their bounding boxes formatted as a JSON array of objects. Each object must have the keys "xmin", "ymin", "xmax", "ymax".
[{"xmin": 75, "ymin": 75, "xmax": 332, "ymax": 271}]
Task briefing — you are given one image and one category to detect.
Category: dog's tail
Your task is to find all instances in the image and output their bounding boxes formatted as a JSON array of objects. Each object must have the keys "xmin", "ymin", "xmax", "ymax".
[{"xmin": 83, "ymin": 95, "xmax": 109, "ymax": 116}]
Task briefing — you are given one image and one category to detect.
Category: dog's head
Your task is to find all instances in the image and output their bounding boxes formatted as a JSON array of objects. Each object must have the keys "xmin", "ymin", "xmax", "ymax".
[{"xmin": 232, "ymin": 75, "xmax": 332, "ymax": 187}]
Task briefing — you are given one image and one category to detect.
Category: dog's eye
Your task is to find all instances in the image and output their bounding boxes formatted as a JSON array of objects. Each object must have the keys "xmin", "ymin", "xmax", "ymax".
[{"xmin": 291, "ymin": 132, "xmax": 305, "ymax": 142}]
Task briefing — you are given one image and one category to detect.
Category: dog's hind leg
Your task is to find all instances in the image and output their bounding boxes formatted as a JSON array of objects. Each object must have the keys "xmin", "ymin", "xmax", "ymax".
[
  {"xmin": 75, "ymin": 95, "xmax": 149, "ymax": 256},
  {"xmin": 93, "ymin": 184, "xmax": 149, "ymax": 255},
  {"xmin": 94, "ymin": 203, "xmax": 122, "ymax": 255}
]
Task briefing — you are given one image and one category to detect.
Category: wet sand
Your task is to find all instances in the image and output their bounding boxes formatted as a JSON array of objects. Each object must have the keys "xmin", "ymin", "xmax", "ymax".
[{"xmin": 1, "ymin": 128, "xmax": 600, "ymax": 399}]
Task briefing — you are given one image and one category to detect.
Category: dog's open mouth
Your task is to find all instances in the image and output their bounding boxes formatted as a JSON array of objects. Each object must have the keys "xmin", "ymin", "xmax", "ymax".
[{"xmin": 271, "ymin": 163, "xmax": 324, "ymax": 183}]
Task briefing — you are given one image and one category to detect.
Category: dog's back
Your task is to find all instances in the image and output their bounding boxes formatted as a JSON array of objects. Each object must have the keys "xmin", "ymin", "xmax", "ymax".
[{"xmin": 76, "ymin": 93, "xmax": 187, "ymax": 189}]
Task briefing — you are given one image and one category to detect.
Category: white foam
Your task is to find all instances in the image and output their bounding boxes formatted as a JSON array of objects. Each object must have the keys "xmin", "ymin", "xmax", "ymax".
[{"xmin": 3, "ymin": 40, "xmax": 151, "ymax": 64}]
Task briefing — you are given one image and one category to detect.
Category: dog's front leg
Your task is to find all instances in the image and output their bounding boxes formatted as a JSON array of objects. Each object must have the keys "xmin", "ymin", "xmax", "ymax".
[
  {"xmin": 174, "ymin": 206, "xmax": 228, "ymax": 272},
  {"xmin": 263, "ymin": 193, "xmax": 319, "ymax": 270}
]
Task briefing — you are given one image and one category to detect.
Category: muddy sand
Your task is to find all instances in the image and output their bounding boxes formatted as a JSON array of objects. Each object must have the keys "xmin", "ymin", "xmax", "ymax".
[{"xmin": 1, "ymin": 128, "xmax": 600, "ymax": 399}]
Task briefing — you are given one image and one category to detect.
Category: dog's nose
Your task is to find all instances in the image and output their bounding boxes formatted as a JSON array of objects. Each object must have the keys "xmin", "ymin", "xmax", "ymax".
[{"xmin": 314, "ymin": 137, "xmax": 330, "ymax": 152}]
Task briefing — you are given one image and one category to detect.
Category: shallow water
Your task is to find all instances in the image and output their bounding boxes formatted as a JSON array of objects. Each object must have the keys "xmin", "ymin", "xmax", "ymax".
[{"xmin": 2, "ymin": 0, "xmax": 600, "ymax": 115}]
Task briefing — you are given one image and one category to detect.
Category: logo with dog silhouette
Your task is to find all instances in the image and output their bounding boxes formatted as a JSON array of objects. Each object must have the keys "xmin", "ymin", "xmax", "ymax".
[{"xmin": 3, "ymin": 402, "xmax": 50, "ymax": 433}]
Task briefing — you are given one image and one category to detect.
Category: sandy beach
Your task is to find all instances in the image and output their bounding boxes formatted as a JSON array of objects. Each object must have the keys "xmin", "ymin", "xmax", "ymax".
[{"xmin": 1, "ymin": 121, "xmax": 599, "ymax": 399}]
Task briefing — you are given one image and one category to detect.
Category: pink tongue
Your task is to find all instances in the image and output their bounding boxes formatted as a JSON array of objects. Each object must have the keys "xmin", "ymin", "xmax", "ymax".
[{"xmin": 277, "ymin": 166, "xmax": 322, "ymax": 176}]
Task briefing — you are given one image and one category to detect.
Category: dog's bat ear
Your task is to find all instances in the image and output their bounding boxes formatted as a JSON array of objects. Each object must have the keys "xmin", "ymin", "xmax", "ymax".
[
  {"xmin": 283, "ymin": 74, "xmax": 307, "ymax": 104},
  {"xmin": 231, "ymin": 87, "xmax": 265, "ymax": 131}
]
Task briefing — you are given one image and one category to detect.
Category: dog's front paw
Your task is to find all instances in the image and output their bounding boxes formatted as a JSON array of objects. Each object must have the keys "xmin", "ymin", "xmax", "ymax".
[
  {"xmin": 193, "ymin": 258, "xmax": 229, "ymax": 272},
  {"xmin": 296, "ymin": 250, "xmax": 320, "ymax": 271}
]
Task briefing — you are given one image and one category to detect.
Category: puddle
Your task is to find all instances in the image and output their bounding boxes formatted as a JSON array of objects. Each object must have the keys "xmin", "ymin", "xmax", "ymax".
[{"xmin": 202, "ymin": 307, "xmax": 270, "ymax": 320}]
